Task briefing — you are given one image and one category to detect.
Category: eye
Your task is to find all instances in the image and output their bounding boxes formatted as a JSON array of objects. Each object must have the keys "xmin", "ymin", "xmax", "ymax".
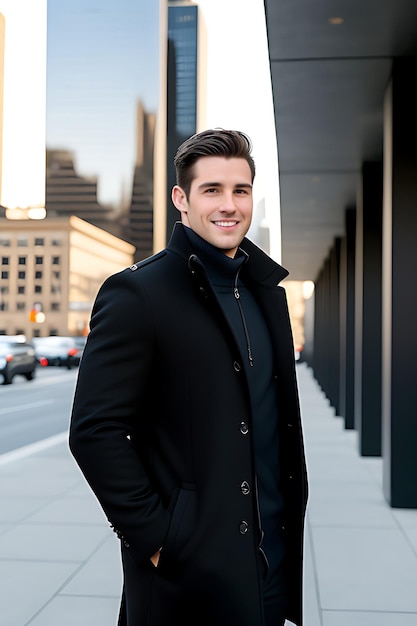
[{"xmin": 205, "ymin": 187, "xmax": 218, "ymax": 193}]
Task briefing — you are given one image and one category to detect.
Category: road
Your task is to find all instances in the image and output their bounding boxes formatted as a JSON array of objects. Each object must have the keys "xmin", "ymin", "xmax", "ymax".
[{"xmin": 0, "ymin": 366, "xmax": 78, "ymax": 455}]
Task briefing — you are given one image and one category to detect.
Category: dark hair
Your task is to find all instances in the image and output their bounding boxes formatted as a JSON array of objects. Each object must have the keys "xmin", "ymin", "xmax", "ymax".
[{"xmin": 174, "ymin": 128, "xmax": 256, "ymax": 197}]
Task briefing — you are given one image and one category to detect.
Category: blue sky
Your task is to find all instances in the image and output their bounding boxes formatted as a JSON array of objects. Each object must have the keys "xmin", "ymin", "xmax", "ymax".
[{"xmin": 46, "ymin": 0, "xmax": 160, "ymax": 206}]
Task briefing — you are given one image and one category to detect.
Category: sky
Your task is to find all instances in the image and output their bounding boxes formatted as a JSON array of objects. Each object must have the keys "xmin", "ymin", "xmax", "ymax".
[
  {"xmin": 46, "ymin": 0, "xmax": 281, "ymax": 259},
  {"xmin": 0, "ymin": 0, "xmax": 47, "ymax": 212},
  {"xmin": 46, "ymin": 0, "xmax": 160, "ymax": 207},
  {"xmin": 196, "ymin": 0, "xmax": 281, "ymax": 257}
]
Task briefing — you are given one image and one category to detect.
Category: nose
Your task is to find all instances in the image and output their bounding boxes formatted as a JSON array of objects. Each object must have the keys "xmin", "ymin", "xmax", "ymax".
[{"xmin": 220, "ymin": 191, "xmax": 236, "ymax": 212}]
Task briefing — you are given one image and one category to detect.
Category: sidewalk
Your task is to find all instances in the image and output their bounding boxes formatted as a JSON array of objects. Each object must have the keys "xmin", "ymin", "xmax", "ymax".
[{"xmin": 1, "ymin": 362, "xmax": 416, "ymax": 625}]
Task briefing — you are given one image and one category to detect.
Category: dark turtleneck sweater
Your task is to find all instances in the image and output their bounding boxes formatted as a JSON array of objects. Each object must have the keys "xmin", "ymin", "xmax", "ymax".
[{"xmin": 184, "ymin": 227, "xmax": 286, "ymax": 602}]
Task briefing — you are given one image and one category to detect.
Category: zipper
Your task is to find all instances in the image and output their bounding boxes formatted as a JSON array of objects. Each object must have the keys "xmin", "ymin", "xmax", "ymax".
[{"xmin": 234, "ymin": 266, "xmax": 254, "ymax": 367}]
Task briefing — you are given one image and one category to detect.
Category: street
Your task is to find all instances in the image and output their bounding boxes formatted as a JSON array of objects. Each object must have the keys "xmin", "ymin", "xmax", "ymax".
[{"xmin": 0, "ymin": 367, "xmax": 78, "ymax": 455}]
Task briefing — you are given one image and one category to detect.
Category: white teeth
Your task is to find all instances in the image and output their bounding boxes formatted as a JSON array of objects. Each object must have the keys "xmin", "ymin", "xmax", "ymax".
[{"xmin": 215, "ymin": 221, "xmax": 237, "ymax": 227}]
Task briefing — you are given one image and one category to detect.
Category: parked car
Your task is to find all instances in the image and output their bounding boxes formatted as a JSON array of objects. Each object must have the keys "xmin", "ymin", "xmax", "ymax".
[
  {"xmin": 32, "ymin": 336, "xmax": 83, "ymax": 369},
  {"xmin": 71, "ymin": 335, "xmax": 87, "ymax": 363},
  {"xmin": 0, "ymin": 338, "xmax": 37, "ymax": 384}
]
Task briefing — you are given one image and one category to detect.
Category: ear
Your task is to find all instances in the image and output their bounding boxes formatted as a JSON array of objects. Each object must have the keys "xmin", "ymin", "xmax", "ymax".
[{"xmin": 171, "ymin": 185, "xmax": 188, "ymax": 217}]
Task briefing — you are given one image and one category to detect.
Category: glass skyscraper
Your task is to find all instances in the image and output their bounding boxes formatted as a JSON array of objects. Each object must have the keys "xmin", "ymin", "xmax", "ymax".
[{"xmin": 166, "ymin": 1, "xmax": 199, "ymax": 240}]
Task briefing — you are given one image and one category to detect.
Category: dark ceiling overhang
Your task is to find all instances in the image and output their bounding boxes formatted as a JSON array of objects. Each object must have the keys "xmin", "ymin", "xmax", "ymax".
[{"xmin": 264, "ymin": 0, "xmax": 417, "ymax": 280}]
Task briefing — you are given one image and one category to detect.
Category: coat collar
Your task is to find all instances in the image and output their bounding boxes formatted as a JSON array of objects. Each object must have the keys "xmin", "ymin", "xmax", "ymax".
[{"xmin": 167, "ymin": 222, "xmax": 289, "ymax": 287}]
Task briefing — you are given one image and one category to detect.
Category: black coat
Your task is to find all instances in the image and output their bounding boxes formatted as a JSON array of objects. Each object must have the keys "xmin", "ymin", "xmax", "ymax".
[{"xmin": 69, "ymin": 223, "xmax": 308, "ymax": 626}]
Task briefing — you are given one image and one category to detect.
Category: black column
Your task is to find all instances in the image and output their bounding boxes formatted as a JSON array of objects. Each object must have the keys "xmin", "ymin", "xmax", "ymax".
[
  {"xmin": 382, "ymin": 60, "xmax": 417, "ymax": 507},
  {"xmin": 329, "ymin": 238, "xmax": 341, "ymax": 413},
  {"xmin": 339, "ymin": 208, "xmax": 356, "ymax": 429},
  {"xmin": 355, "ymin": 162, "xmax": 383, "ymax": 456},
  {"xmin": 313, "ymin": 239, "xmax": 341, "ymax": 413}
]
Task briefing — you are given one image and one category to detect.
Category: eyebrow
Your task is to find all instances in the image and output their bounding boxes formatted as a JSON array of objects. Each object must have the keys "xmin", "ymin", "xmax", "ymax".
[{"xmin": 197, "ymin": 182, "xmax": 253, "ymax": 190}]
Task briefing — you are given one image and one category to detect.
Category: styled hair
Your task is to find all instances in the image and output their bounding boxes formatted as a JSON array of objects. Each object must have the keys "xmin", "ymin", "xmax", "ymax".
[{"xmin": 174, "ymin": 128, "xmax": 256, "ymax": 197}]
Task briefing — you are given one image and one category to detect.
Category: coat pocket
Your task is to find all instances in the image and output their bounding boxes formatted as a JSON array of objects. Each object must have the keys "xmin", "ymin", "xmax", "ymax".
[{"xmin": 164, "ymin": 485, "xmax": 197, "ymax": 555}]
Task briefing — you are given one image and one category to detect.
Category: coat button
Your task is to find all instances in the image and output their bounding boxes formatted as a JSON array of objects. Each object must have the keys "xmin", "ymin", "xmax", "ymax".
[
  {"xmin": 239, "ymin": 520, "xmax": 249, "ymax": 534},
  {"xmin": 233, "ymin": 361, "xmax": 242, "ymax": 372},
  {"xmin": 240, "ymin": 421, "xmax": 249, "ymax": 435},
  {"xmin": 240, "ymin": 481, "xmax": 250, "ymax": 495}
]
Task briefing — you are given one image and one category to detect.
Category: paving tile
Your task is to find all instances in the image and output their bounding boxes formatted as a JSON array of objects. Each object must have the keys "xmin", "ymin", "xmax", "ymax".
[
  {"xmin": 26, "ymin": 495, "xmax": 108, "ymax": 525},
  {"xmin": 0, "ymin": 522, "xmax": 110, "ymax": 561},
  {"xmin": 0, "ymin": 522, "xmax": 12, "ymax": 536},
  {"xmin": 392, "ymin": 509, "xmax": 417, "ymax": 529},
  {"xmin": 302, "ymin": 518, "xmax": 321, "ymax": 626},
  {"xmin": 0, "ymin": 461, "xmax": 79, "ymax": 498},
  {"xmin": 361, "ymin": 458, "xmax": 384, "ymax": 488},
  {"xmin": 65, "ymin": 480, "xmax": 99, "ymax": 499},
  {"xmin": 27, "ymin": 594, "xmax": 120, "ymax": 626},
  {"xmin": 61, "ymin": 534, "xmax": 123, "ymax": 597},
  {"xmin": 0, "ymin": 496, "xmax": 50, "ymax": 523},
  {"xmin": 312, "ymin": 527, "xmax": 417, "ymax": 612},
  {"xmin": 0, "ymin": 559, "xmax": 78, "ymax": 626},
  {"xmin": 307, "ymin": 482, "xmax": 396, "ymax": 528},
  {"xmin": 404, "ymin": 528, "xmax": 417, "ymax": 554},
  {"xmin": 322, "ymin": 609, "xmax": 417, "ymax": 626}
]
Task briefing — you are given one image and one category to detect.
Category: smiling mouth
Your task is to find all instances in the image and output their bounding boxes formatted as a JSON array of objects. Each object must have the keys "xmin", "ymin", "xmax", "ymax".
[{"xmin": 213, "ymin": 221, "xmax": 238, "ymax": 228}]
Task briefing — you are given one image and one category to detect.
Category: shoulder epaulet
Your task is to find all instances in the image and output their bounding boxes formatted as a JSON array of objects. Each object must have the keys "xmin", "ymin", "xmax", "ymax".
[{"xmin": 128, "ymin": 250, "xmax": 167, "ymax": 272}]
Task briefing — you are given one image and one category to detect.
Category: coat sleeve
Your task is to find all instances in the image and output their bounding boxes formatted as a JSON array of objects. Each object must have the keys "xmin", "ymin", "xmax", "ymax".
[{"xmin": 69, "ymin": 269, "xmax": 170, "ymax": 563}]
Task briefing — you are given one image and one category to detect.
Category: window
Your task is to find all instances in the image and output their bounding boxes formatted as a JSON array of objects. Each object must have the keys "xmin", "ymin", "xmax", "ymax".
[
  {"xmin": 53, "ymin": 271, "xmax": 61, "ymax": 280},
  {"xmin": 1, "ymin": 271, "xmax": 8, "ymax": 279},
  {"xmin": 51, "ymin": 302, "xmax": 61, "ymax": 311},
  {"xmin": 51, "ymin": 284, "xmax": 61, "ymax": 294},
  {"xmin": 17, "ymin": 239, "xmax": 28, "ymax": 247},
  {"xmin": 1, "ymin": 257, "xmax": 9, "ymax": 265},
  {"xmin": 0, "ymin": 302, "xmax": 8, "ymax": 311},
  {"xmin": 35, "ymin": 271, "xmax": 43, "ymax": 279},
  {"xmin": 52, "ymin": 256, "xmax": 60, "ymax": 265},
  {"xmin": 0, "ymin": 239, "xmax": 10, "ymax": 246},
  {"xmin": 18, "ymin": 286, "xmax": 25, "ymax": 295},
  {"xmin": 51, "ymin": 239, "xmax": 62, "ymax": 246},
  {"xmin": 1, "ymin": 286, "xmax": 9, "ymax": 294},
  {"xmin": 16, "ymin": 302, "xmax": 26, "ymax": 311},
  {"xmin": 35, "ymin": 285, "xmax": 42, "ymax": 294},
  {"xmin": 18, "ymin": 257, "xmax": 26, "ymax": 265},
  {"xmin": 18, "ymin": 271, "xmax": 26, "ymax": 280},
  {"xmin": 35, "ymin": 238, "xmax": 44, "ymax": 246},
  {"xmin": 35, "ymin": 256, "xmax": 43, "ymax": 265}
]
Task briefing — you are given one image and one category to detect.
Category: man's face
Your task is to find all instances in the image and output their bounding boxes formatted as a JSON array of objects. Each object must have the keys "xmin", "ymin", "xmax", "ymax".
[{"xmin": 172, "ymin": 156, "xmax": 253, "ymax": 258}]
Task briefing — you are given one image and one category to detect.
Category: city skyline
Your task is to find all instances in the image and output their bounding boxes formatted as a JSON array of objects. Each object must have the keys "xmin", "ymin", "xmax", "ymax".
[{"xmin": 46, "ymin": 0, "xmax": 281, "ymax": 259}]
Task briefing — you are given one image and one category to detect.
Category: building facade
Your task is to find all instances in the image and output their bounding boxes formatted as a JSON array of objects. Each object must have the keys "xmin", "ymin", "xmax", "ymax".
[
  {"xmin": 165, "ymin": 0, "xmax": 201, "ymax": 241},
  {"xmin": 46, "ymin": 150, "xmax": 117, "ymax": 231},
  {"xmin": 0, "ymin": 216, "xmax": 134, "ymax": 338},
  {"xmin": 124, "ymin": 101, "xmax": 156, "ymax": 261}
]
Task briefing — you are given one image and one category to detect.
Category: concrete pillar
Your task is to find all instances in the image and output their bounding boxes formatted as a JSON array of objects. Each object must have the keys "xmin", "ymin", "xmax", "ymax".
[
  {"xmin": 339, "ymin": 208, "xmax": 356, "ymax": 429},
  {"xmin": 382, "ymin": 60, "xmax": 417, "ymax": 507},
  {"xmin": 355, "ymin": 162, "xmax": 383, "ymax": 456}
]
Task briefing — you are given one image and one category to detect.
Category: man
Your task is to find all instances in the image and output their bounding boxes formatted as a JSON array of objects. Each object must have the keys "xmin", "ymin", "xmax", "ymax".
[{"xmin": 69, "ymin": 129, "xmax": 308, "ymax": 626}]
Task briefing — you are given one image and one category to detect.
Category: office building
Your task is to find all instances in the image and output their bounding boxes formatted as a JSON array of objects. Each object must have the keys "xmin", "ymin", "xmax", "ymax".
[
  {"xmin": 124, "ymin": 101, "xmax": 156, "ymax": 261},
  {"xmin": 46, "ymin": 150, "xmax": 117, "ymax": 231},
  {"xmin": 0, "ymin": 216, "xmax": 134, "ymax": 338},
  {"xmin": 165, "ymin": 0, "xmax": 206, "ymax": 242}
]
